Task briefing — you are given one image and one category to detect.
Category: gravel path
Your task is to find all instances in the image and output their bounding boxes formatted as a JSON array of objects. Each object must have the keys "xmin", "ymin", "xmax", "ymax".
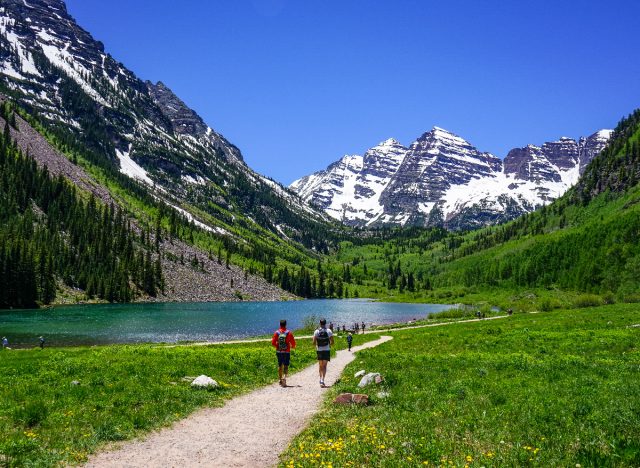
[{"xmin": 85, "ymin": 336, "xmax": 393, "ymax": 468}]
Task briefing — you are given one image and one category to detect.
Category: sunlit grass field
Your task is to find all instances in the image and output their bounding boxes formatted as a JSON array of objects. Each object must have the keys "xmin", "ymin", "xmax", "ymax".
[
  {"xmin": 0, "ymin": 333, "xmax": 378, "ymax": 466},
  {"xmin": 281, "ymin": 304, "xmax": 640, "ymax": 467}
]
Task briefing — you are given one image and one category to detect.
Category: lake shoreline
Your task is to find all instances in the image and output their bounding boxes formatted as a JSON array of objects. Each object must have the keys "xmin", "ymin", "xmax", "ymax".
[{"xmin": 0, "ymin": 300, "xmax": 453, "ymax": 349}]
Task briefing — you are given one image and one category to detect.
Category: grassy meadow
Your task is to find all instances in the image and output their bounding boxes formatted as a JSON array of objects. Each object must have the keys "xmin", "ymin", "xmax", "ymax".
[
  {"xmin": 0, "ymin": 333, "xmax": 378, "ymax": 467},
  {"xmin": 280, "ymin": 304, "xmax": 640, "ymax": 467}
]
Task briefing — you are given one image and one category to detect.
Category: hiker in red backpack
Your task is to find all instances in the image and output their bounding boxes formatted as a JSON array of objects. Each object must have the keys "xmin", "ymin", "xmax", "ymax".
[
  {"xmin": 313, "ymin": 318, "xmax": 334, "ymax": 387},
  {"xmin": 272, "ymin": 319, "xmax": 296, "ymax": 387}
]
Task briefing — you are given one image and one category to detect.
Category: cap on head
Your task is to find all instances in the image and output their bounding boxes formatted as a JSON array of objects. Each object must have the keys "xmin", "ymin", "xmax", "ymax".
[
  {"xmin": 319, "ymin": 319, "xmax": 326, "ymax": 326},
  {"xmin": 280, "ymin": 319, "xmax": 287, "ymax": 328}
]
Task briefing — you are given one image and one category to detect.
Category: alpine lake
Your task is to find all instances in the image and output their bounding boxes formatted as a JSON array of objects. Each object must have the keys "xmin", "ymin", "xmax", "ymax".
[{"xmin": 0, "ymin": 299, "xmax": 453, "ymax": 348}]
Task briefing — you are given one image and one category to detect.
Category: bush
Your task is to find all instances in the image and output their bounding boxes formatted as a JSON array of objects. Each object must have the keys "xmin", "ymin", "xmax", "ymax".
[
  {"xmin": 602, "ymin": 292, "xmax": 616, "ymax": 305},
  {"xmin": 428, "ymin": 305, "xmax": 476, "ymax": 320},
  {"xmin": 620, "ymin": 293, "xmax": 640, "ymax": 303},
  {"xmin": 297, "ymin": 314, "xmax": 320, "ymax": 334},
  {"xmin": 540, "ymin": 298, "xmax": 554, "ymax": 312},
  {"xmin": 12, "ymin": 400, "xmax": 48, "ymax": 428},
  {"xmin": 572, "ymin": 294, "xmax": 603, "ymax": 308}
]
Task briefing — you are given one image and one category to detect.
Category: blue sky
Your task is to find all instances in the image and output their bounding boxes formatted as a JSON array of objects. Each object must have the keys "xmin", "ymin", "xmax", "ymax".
[{"xmin": 65, "ymin": 0, "xmax": 640, "ymax": 185}]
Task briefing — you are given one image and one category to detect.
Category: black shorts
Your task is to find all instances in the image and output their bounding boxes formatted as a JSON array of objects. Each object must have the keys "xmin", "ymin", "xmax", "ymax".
[
  {"xmin": 316, "ymin": 350, "xmax": 331, "ymax": 361},
  {"xmin": 276, "ymin": 352, "xmax": 290, "ymax": 366}
]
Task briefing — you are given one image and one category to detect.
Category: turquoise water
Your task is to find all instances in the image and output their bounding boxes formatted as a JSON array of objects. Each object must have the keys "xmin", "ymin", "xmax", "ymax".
[{"xmin": 0, "ymin": 299, "xmax": 451, "ymax": 348}]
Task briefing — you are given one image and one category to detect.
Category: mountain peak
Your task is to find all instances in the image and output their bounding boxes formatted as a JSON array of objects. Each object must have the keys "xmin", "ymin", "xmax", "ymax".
[
  {"xmin": 424, "ymin": 126, "xmax": 469, "ymax": 145},
  {"xmin": 594, "ymin": 129, "xmax": 614, "ymax": 139},
  {"xmin": 6, "ymin": 0, "xmax": 66, "ymax": 11},
  {"xmin": 370, "ymin": 138, "xmax": 404, "ymax": 151},
  {"xmin": 432, "ymin": 125, "xmax": 448, "ymax": 131},
  {"xmin": 378, "ymin": 137, "xmax": 400, "ymax": 146}
]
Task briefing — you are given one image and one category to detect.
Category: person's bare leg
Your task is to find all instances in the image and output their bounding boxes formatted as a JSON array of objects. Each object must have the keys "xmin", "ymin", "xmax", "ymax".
[{"xmin": 319, "ymin": 361, "xmax": 328, "ymax": 385}]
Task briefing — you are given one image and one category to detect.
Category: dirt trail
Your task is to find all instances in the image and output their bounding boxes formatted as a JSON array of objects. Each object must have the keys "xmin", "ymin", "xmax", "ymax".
[{"xmin": 85, "ymin": 336, "xmax": 393, "ymax": 468}]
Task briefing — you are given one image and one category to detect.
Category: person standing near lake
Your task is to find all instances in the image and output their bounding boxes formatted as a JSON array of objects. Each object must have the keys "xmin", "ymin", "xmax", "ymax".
[
  {"xmin": 361, "ymin": 321, "xmax": 366, "ymax": 334},
  {"xmin": 2, "ymin": 337, "xmax": 8, "ymax": 349},
  {"xmin": 39, "ymin": 336, "xmax": 45, "ymax": 349},
  {"xmin": 346, "ymin": 332, "xmax": 353, "ymax": 351},
  {"xmin": 313, "ymin": 319, "xmax": 334, "ymax": 387},
  {"xmin": 272, "ymin": 319, "xmax": 296, "ymax": 387}
]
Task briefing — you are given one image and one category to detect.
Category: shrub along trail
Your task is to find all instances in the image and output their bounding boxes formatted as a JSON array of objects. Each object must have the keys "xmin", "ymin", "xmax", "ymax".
[{"xmin": 85, "ymin": 336, "xmax": 393, "ymax": 467}]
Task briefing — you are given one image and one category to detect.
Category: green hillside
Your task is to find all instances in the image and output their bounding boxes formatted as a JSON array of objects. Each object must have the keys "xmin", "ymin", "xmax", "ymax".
[
  {"xmin": 329, "ymin": 109, "xmax": 640, "ymax": 308},
  {"xmin": 0, "ymin": 98, "xmax": 359, "ymax": 307},
  {"xmin": 0, "ymin": 107, "xmax": 161, "ymax": 308}
]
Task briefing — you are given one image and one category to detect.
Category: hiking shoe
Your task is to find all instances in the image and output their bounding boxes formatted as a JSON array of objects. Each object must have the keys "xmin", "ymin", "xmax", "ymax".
[
  {"xmin": 320, "ymin": 380, "xmax": 325, "ymax": 386},
  {"xmin": 282, "ymin": 378, "xmax": 286, "ymax": 387}
]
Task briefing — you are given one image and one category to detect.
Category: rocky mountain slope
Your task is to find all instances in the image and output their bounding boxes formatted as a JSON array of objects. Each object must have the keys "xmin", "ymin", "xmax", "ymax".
[
  {"xmin": 0, "ymin": 0, "xmax": 328, "ymax": 248},
  {"xmin": 291, "ymin": 127, "xmax": 612, "ymax": 229},
  {"xmin": 1, "ymin": 96, "xmax": 294, "ymax": 303},
  {"xmin": 0, "ymin": 0, "xmax": 351, "ymax": 303}
]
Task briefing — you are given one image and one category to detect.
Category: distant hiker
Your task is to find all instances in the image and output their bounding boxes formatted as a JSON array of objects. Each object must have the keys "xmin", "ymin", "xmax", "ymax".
[
  {"xmin": 361, "ymin": 321, "xmax": 366, "ymax": 334},
  {"xmin": 347, "ymin": 332, "xmax": 353, "ymax": 351},
  {"xmin": 313, "ymin": 318, "xmax": 334, "ymax": 387},
  {"xmin": 39, "ymin": 336, "xmax": 45, "ymax": 349},
  {"xmin": 2, "ymin": 337, "xmax": 8, "ymax": 349},
  {"xmin": 329, "ymin": 322, "xmax": 334, "ymax": 332},
  {"xmin": 508, "ymin": 308, "xmax": 513, "ymax": 316},
  {"xmin": 342, "ymin": 325, "xmax": 346, "ymax": 332},
  {"xmin": 272, "ymin": 319, "xmax": 296, "ymax": 387},
  {"xmin": 355, "ymin": 323, "xmax": 359, "ymax": 334}
]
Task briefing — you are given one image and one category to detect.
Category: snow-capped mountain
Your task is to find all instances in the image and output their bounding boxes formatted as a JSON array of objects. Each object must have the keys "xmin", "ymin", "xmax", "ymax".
[
  {"xmin": 0, "ymin": 0, "xmax": 327, "ymax": 244},
  {"xmin": 291, "ymin": 128, "xmax": 613, "ymax": 230},
  {"xmin": 291, "ymin": 138, "xmax": 408, "ymax": 223}
]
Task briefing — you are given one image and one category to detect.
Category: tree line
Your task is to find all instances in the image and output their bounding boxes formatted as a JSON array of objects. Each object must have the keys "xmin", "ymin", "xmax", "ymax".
[{"xmin": 0, "ymin": 111, "xmax": 162, "ymax": 308}]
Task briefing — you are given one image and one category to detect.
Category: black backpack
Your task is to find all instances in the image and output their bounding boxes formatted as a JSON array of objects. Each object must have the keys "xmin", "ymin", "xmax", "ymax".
[
  {"xmin": 316, "ymin": 328, "xmax": 330, "ymax": 347},
  {"xmin": 277, "ymin": 330, "xmax": 289, "ymax": 351}
]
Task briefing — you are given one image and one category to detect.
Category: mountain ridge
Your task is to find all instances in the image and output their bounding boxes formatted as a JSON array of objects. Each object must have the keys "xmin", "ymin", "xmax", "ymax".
[
  {"xmin": 0, "ymin": 0, "xmax": 348, "ymax": 306},
  {"xmin": 0, "ymin": 0, "xmax": 330, "ymax": 243},
  {"xmin": 291, "ymin": 126, "xmax": 612, "ymax": 229}
]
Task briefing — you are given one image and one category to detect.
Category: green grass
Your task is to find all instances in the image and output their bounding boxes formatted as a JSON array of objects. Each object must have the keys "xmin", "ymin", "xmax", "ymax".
[
  {"xmin": 280, "ymin": 304, "xmax": 640, "ymax": 467},
  {"xmin": 0, "ymin": 333, "xmax": 380, "ymax": 466}
]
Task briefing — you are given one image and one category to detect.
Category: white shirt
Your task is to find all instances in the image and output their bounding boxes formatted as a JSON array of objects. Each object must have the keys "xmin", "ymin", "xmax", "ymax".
[{"xmin": 313, "ymin": 327, "xmax": 333, "ymax": 351}]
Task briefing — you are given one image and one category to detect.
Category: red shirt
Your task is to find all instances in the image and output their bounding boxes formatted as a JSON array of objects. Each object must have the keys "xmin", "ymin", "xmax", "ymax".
[{"xmin": 272, "ymin": 328, "xmax": 296, "ymax": 353}]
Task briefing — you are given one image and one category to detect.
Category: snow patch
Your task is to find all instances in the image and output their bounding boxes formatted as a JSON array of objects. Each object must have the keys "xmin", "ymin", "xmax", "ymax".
[
  {"xmin": 181, "ymin": 174, "xmax": 206, "ymax": 186},
  {"xmin": 0, "ymin": 17, "xmax": 42, "ymax": 78},
  {"xmin": 167, "ymin": 203, "xmax": 227, "ymax": 236},
  {"xmin": 115, "ymin": 145, "xmax": 153, "ymax": 186},
  {"xmin": 36, "ymin": 30, "xmax": 110, "ymax": 107}
]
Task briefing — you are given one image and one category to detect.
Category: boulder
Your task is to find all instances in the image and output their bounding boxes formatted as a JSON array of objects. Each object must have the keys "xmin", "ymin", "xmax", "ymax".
[
  {"xmin": 334, "ymin": 393, "xmax": 354, "ymax": 404},
  {"xmin": 352, "ymin": 394, "xmax": 369, "ymax": 405},
  {"xmin": 354, "ymin": 370, "xmax": 366, "ymax": 378},
  {"xmin": 333, "ymin": 393, "xmax": 369, "ymax": 405},
  {"xmin": 191, "ymin": 375, "xmax": 218, "ymax": 388},
  {"xmin": 358, "ymin": 372, "xmax": 381, "ymax": 388}
]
